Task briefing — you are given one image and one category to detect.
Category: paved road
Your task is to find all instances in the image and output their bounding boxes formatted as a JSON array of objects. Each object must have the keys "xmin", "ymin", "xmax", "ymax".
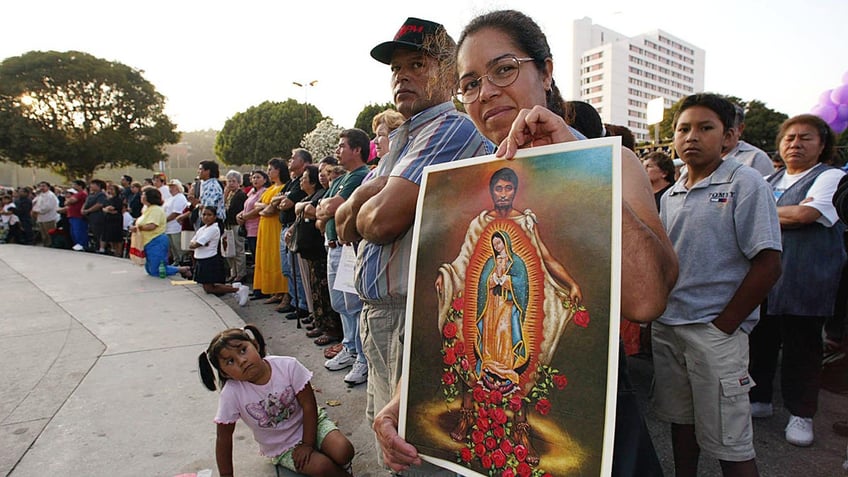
[{"xmin": 2, "ymin": 244, "xmax": 846, "ymax": 476}]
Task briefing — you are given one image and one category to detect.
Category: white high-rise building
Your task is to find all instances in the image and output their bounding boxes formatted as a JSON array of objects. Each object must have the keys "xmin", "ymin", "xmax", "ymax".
[{"xmin": 564, "ymin": 17, "xmax": 705, "ymax": 142}]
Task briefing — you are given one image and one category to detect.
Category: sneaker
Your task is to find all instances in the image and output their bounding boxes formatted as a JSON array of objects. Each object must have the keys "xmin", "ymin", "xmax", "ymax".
[
  {"xmin": 344, "ymin": 361, "xmax": 368, "ymax": 385},
  {"xmin": 325, "ymin": 347, "xmax": 356, "ymax": 371},
  {"xmin": 72, "ymin": 244, "xmax": 84, "ymax": 251},
  {"xmin": 785, "ymin": 415, "xmax": 814, "ymax": 447},
  {"xmin": 236, "ymin": 285, "xmax": 250, "ymax": 307},
  {"xmin": 751, "ymin": 402, "xmax": 773, "ymax": 419}
]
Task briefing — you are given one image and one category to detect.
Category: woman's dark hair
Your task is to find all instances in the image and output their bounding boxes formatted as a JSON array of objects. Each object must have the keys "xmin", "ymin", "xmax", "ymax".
[
  {"xmin": 565, "ymin": 101, "xmax": 604, "ymax": 139},
  {"xmin": 267, "ymin": 158, "xmax": 288, "ymax": 180},
  {"xmin": 198, "ymin": 325, "xmax": 267, "ymax": 391},
  {"xmin": 199, "ymin": 160, "xmax": 220, "ymax": 178},
  {"xmin": 457, "ymin": 10, "xmax": 565, "ymax": 118},
  {"xmin": 302, "ymin": 164, "xmax": 321, "ymax": 190},
  {"xmin": 776, "ymin": 114, "xmax": 835, "ymax": 164},
  {"xmin": 202, "ymin": 205, "xmax": 218, "ymax": 217},
  {"xmin": 643, "ymin": 151, "xmax": 676, "ymax": 184},
  {"xmin": 143, "ymin": 187, "xmax": 163, "ymax": 206},
  {"xmin": 251, "ymin": 170, "xmax": 270, "ymax": 188}
]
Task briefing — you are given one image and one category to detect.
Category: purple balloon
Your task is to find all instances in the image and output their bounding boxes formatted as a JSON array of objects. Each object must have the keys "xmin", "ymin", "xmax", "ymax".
[
  {"xmin": 811, "ymin": 103, "xmax": 838, "ymax": 123},
  {"xmin": 820, "ymin": 89, "xmax": 836, "ymax": 106},
  {"xmin": 830, "ymin": 119, "xmax": 848, "ymax": 134},
  {"xmin": 831, "ymin": 84, "xmax": 848, "ymax": 105},
  {"xmin": 838, "ymin": 104, "xmax": 848, "ymax": 121},
  {"xmin": 843, "ymin": 70, "xmax": 848, "ymax": 84}
]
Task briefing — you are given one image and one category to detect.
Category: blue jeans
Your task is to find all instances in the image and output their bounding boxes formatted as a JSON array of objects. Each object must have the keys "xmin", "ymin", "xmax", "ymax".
[
  {"xmin": 69, "ymin": 217, "xmax": 88, "ymax": 247},
  {"xmin": 143, "ymin": 234, "xmax": 179, "ymax": 277},
  {"xmin": 279, "ymin": 225, "xmax": 307, "ymax": 308},
  {"xmin": 327, "ymin": 245, "xmax": 365, "ymax": 364}
]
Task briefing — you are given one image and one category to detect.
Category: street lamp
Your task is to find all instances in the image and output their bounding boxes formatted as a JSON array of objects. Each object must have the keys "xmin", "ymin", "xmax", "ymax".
[{"xmin": 292, "ymin": 80, "xmax": 318, "ymax": 123}]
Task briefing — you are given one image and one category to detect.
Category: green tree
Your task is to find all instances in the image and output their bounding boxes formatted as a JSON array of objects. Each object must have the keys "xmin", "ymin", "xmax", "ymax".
[
  {"xmin": 214, "ymin": 99, "xmax": 322, "ymax": 166},
  {"xmin": 740, "ymin": 100, "xmax": 787, "ymax": 154},
  {"xmin": 301, "ymin": 118, "xmax": 343, "ymax": 160},
  {"xmin": 354, "ymin": 102, "xmax": 396, "ymax": 133},
  {"xmin": 0, "ymin": 50, "xmax": 179, "ymax": 180}
]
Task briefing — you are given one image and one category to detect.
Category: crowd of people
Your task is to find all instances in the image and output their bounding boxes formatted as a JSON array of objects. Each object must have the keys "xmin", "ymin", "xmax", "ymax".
[{"xmin": 4, "ymin": 9, "xmax": 848, "ymax": 477}]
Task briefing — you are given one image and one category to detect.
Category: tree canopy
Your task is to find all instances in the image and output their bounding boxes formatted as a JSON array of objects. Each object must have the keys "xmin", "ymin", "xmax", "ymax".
[
  {"xmin": 647, "ymin": 94, "xmax": 786, "ymax": 155},
  {"xmin": 301, "ymin": 118, "xmax": 343, "ymax": 160},
  {"xmin": 354, "ymin": 102, "xmax": 396, "ymax": 133},
  {"xmin": 214, "ymin": 99, "xmax": 322, "ymax": 166},
  {"xmin": 0, "ymin": 50, "xmax": 179, "ymax": 179}
]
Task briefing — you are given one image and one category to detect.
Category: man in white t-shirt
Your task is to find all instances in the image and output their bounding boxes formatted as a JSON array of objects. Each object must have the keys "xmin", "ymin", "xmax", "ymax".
[
  {"xmin": 164, "ymin": 179, "xmax": 189, "ymax": 265},
  {"xmin": 32, "ymin": 181, "xmax": 60, "ymax": 247}
]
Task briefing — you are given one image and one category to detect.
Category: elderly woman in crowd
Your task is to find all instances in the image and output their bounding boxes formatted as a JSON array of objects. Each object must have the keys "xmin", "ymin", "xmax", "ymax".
[
  {"xmin": 749, "ymin": 114, "xmax": 846, "ymax": 447},
  {"xmin": 222, "ymin": 169, "xmax": 247, "ymax": 283},
  {"xmin": 371, "ymin": 109, "xmax": 405, "ymax": 166},
  {"xmin": 129, "ymin": 188, "xmax": 181, "ymax": 278}
]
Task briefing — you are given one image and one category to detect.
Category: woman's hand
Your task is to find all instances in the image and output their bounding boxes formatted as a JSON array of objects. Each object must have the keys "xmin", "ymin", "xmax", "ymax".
[
  {"xmin": 129, "ymin": 225, "xmax": 138, "ymax": 233},
  {"xmin": 495, "ymin": 105, "xmax": 577, "ymax": 159}
]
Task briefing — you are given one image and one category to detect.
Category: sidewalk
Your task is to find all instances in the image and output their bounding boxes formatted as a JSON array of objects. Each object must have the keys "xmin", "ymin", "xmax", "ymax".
[
  {"xmin": 1, "ymin": 244, "xmax": 846, "ymax": 476},
  {"xmin": 0, "ymin": 245, "xmax": 282, "ymax": 477}
]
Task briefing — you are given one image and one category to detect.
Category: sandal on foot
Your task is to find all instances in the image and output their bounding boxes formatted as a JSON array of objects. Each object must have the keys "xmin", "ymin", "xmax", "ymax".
[
  {"xmin": 314, "ymin": 334, "xmax": 341, "ymax": 346},
  {"xmin": 324, "ymin": 343, "xmax": 344, "ymax": 359},
  {"xmin": 306, "ymin": 328, "xmax": 324, "ymax": 338}
]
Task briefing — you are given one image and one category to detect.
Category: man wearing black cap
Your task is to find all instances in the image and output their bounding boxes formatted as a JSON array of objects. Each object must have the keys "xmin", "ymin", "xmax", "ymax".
[{"xmin": 335, "ymin": 17, "xmax": 493, "ymax": 475}]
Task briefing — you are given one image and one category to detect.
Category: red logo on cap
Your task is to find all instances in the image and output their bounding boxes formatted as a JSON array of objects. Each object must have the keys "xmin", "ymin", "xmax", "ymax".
[{"xmin": 395, "ymin": 24, "xmax": 424, "ymax": 40}]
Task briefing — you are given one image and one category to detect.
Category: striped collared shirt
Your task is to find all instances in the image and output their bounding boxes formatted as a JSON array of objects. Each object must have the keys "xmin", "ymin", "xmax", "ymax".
[{"xmin": 355, "ymin": 102, "xmax": 494, "ymax": 301}]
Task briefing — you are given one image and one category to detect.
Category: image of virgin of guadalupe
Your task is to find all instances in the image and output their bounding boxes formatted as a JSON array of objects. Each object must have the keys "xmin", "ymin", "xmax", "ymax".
[{"xmin": 476, "ymin": 230, "xmax": 529, "ymax": 394}]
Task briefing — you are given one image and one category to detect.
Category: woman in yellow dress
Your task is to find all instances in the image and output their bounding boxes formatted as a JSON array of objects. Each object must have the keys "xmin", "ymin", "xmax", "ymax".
[{"xmin": 251, "ymin": 158, "xmax": 288, "ymax": 299}]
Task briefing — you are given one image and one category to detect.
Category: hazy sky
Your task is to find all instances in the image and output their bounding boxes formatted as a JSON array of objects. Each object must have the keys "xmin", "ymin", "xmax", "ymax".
[{"xmin": 4, "ymin": 0, "xmax": 846, "ymax": 132}]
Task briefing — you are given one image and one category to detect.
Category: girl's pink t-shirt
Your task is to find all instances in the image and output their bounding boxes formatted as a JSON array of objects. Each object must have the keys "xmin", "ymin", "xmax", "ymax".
[
  {"xmin": 242, "ymin": 187, "xmax": 266, "ymax": 238},
  {"xmin": 214, "ymin": 356, "xmax": 313, "ymax": 458}
]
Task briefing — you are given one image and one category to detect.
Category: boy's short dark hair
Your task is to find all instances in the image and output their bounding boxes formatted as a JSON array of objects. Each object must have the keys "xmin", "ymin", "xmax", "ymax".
[{"xmin": 673, "ymin": 93, "xmax": 736, "ymax": 132}]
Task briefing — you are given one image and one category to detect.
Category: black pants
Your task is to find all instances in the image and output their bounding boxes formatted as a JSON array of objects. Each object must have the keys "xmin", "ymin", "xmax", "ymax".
[
  {"xmin": 748, "ymin": 314, "xmax": 825, "ymax": 418},
  {"xmin": 613, "ymin": 342, "xmax": 664, "ymax": 476}
]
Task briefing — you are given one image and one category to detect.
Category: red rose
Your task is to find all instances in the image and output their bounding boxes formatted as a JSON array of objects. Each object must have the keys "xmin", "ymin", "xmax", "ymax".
[
  {"xmin": 460, "ymin": 447, "xmax": 473, "ymax": 462},
  {"xmin": 471, "ymin": 429, "xmax": 485, "ymax": 444},
  {"xmin": 442, "ymin": 372, "xmax": 456, "ymax": 385},
  {"xmin": 479, "ymin": 407, "xmax": 488, "ymax": 419},
  {"xmin": 456, "ymin": 341, "xmax": 465, "ymax": 354},
  {"xmin": 461, "ymin": 358, "xmax": 470, "ymax": 371},
  {"xmin": 517, "ymin": 462, "xmax": 532, "ymax": 477},
  {"xmin": 475, "ymin": 443, "xmax": 487, "ymax": 457},
  {"xmin": 489, "ymin": 390, "xmax": 503, "ymax": 405},
  {"xmin": 476, "ymin": 416, "xmax": 490, "ymax": 432},
  {"xmin": 492, "ymin": 424, "xmax": 505, "ymax": 438},
  {"xmin": 500, "ymin": 438, "xmax": 513, "ymax": 455},
  {"xmin": 535, "ymin": 398, "xmax": 552, "ymax": 415},
  {"xmin": 508, "ymin": 395, "xmax": 523, "ymax": 412},
  {"xmin": 491, "ymin": 407, "xmax": 508, "ymax": 425},
  {"xmin": 491, "ymin": 449, "xmax": 507, "ymax": 468},
  {"xmin": 485, "ymin": 436, "xmax": 497, "ymax": 450},
  {"xmin": 573, "ymin": 309, "xmax": 590, "ymax": 328},
  {"xmin": 553, "ymin": 373, "xmax": 568, "ymax": 390},
  {"xmin": 473, "ymin": 385, "xmax": 487, "ymax": 403},
  {"xmin": 443, "ymin": 348, "xmax": 457, "ymax": 365},
  {"xmin": 541, "ymin": 474, "xmax": 553, "ymax": 477},
  {"xmin": 481, "ymin": 454, "xmax": 493, "ymax": 469},
  {"xmin": 443, "ymin": 322, "xmax": 458, "ymax": 338},
  {"xmin": 502, "ymin": 470, "xmax": 515, "ymax": 477},
  {"xmin": 514, "ymin": 444, "xmax": 528, "ymax": 462},
  {"xmin": 452, "ymin": 296, "xmax": 465, "ymax": 312}
]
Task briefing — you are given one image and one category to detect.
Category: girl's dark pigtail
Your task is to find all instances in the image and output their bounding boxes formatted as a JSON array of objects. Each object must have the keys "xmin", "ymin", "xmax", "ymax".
[{"xmin": 198, "ymin": 352, "xmax": 218, "ymax": 391}]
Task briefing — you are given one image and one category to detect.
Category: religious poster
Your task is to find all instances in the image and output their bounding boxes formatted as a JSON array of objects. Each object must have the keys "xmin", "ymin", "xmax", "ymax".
[{"xmin": 400, "ymin": 137, "xmax": 622, "ymax": 477}]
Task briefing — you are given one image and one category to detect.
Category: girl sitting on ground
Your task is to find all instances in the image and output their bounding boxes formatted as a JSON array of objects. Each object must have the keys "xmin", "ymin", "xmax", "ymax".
[
  {"xmin": 179, "ymin": 205, "xmax": 249, "ymax": 306},
  {"xmin": 199, "ymin": 325, "xmax": 354, "ymax": 477}
]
